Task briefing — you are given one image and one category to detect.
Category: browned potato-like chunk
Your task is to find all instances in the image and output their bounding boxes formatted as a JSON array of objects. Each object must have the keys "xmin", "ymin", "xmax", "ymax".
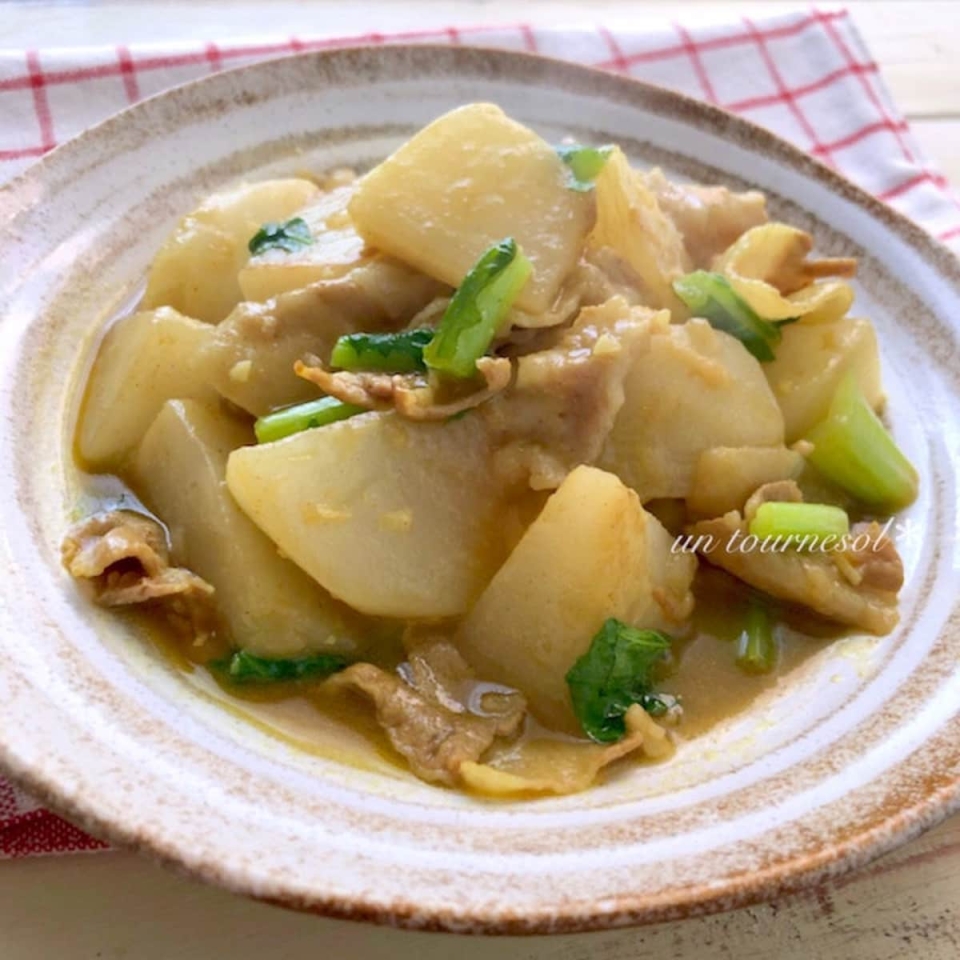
[
  {"xmin": 687, "ymin": 446, "xmax": 804, "ymax": 518},
  {"xmin": 133, "ymin": 400, "xmax": 368, "ymax": 657},
  {"xmin": 226, "ymin": 411, "xmax": 510, "ymax": 619},
  {"xmin": 456, "ymin": 466, "xmax": 695, "ymax": 734},
  {"xmin": 349, "ymin": 104, "xmax": 594, "ymax": 313},
  {"xmin": 78, "ymin": 307, "xmax": 217, "ymax": 469},
  {"xmin": 143, "ymin": 179, "xmax": 319, "ymax": 323},
  {"xmin": 238, "ymin": 185, "xmax": 370, "ymax": 302},
  {"xmin": 588, "ymin": 148, "xmax": 691, "ymax": 311},
  {"xmin": 764, "ymin": 317, "xmax": 883, "ymax": 442},
  {"xmin": 602, "ymin": 320, "xmax": 785, "ymax": 501}
]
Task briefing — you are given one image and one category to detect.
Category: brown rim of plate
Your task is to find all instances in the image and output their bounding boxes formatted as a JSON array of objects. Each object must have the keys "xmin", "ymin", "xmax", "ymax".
[{"xmin": 0, "ymin": 43, "xmax": 958, "ymax": 934}]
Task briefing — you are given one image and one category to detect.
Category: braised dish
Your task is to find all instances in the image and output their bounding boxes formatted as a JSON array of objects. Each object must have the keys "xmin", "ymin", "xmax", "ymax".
[{"xmin": 62, "ymin": 104, "xmax": 917, "ymax": 797}]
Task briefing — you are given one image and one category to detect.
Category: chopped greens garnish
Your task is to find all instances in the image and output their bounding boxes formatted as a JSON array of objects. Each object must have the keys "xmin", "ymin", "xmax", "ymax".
[
  {"xmin": 254, "ymin": 397, "xmax": 365, "ymax": 444},
  {"xmin": 555, "ymin": 143, "xmax": 614, "ymax": 191},
  {"xmin": 423, "ymin": 238, "xmax": 531, "ymax": 378},
  {"xmin": 748, "ymin": 501, "xmax": 850, "ymax": 549},
  {"xmin": 211, "ymin": 650, "xmax": 349, "ymax": 685},
  {"xmin": 330, "ymin": 328, "xmax": 433, "ymax": 373},
  {"xmin": 736, "ymin": 601, "xmax": 778, "ymax": 675},
  {"xmin": 638, "ymin": 692, "xmax": 681, "ymax": 718},
  {"xmin": 804, "ymin": 374, "xmax": 919, "ymax": 511},
  {"xmin": 673, "ymin": 270, "xmax": 783, "ymax": 362},
  {"xmin": 248, "ymin": 217, "xmax": 313, "ymax": 256},
  {"xmin": 565, "ymin": 618, "xmax": 674, "ymax": 743}
]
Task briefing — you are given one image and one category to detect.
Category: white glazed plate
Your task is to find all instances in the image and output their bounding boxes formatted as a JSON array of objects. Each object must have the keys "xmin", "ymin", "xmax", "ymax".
[{"xmin": 0, "ymin": 45, "xmax": 958, "ymax": 933}]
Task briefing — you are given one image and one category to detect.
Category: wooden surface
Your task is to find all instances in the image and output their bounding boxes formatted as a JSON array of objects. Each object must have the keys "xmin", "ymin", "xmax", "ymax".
[
  {"xmin": 2, "ymin": 2, "xmax": 959, "ymax": 957},
  {"xmin": 1, "ymin": 815, "xmax": 959, "ymax": 959}
]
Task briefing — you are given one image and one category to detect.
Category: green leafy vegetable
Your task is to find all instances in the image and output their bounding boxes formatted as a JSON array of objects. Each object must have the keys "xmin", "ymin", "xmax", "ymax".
[
  {"xmin": 423, "ymin": 238, "xmax": 531, "ymax": 378},
  {"xmin": 555, "ymin": 143, "xmax": 614, "ymax": 191},
  {"xmin": 748, "ymin": 501, "xmax": 850, "ymax": 549},
  {"xmin": 211, "ymin": 650, "xmax": 349, "ymax": 685},
  {"xmin": 254, "ymin": 397, "xmax": 365, "ymax": 444},
  {"xmin": 248, "ymin": 217, "xmax": 313, "ymax": 256},
  {"xmin": 565, "ymin": 618, "xmax": 673, "ymax": 743},
  {"xmin": 330, "ymin": 328, "xmax": 433, "ymax": 373},
  {"xmin": 673, "ymin": 270, "xmax": 783, "ymax": 362},
  {"xmin": 736, "ymin": 601, "xmax": 778, "ymax": 675},
  {"xmin": 804, "ymin": 374, "xmax": 919, "ymax": 511},
  {"xmin": 638, "ymin": 692, "xmax": 681, "ymax": 718}
]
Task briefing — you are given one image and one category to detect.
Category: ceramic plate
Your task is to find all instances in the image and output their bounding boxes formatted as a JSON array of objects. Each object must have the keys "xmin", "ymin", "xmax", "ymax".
[{"xmin": 0, "ymin": 45, "xmax": 958, "ymax": 934}]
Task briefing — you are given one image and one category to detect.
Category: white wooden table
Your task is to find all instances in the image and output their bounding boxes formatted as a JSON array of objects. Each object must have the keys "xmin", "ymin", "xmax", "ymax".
[{"xmin": 2, "ymin": 3, "xmax": 959, "ymax": 957}]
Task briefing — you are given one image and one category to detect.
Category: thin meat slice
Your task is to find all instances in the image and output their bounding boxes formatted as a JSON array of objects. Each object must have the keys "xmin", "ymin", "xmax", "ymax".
[
  {"xmin": 394, "ymin": 358, "xmax": 513, "ymax": 420},
  {"xmin": 687, "ymin": 482, "xmax": 904, "ymax": 634},
  {"xmin": 645, "ymin": 167, "xmax": 768, "ymax": 267},
  {"xmin": 61, "ymin": 510, "xmax": 214, "ymax": 633},
  {"xmin": 208, "ymin": 256, "xmax": 447, "ymax": 417},
  {"xmin": 294, "ymin": 356, "xmax": 512, "ymax": 421},
  {"xmin": 483, "ymin": 296, "xmax": 664, "ymax": 490},
  {"xmin": 325, "ymin": 640, "xmax": 526, "ymax": 785},
  {"xmin": 460, "ymin": 704, "xmax": 674, "ymax": 797}
]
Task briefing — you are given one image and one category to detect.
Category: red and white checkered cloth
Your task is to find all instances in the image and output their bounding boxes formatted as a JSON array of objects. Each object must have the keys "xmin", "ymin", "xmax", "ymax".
[{"xmin": 1, "ymin": 7, "xmax": 957, "ymax": 859}]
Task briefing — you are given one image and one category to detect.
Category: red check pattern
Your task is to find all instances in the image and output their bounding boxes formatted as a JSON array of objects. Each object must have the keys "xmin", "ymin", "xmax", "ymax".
[
  {"xmin": 0, "ymin": 778, "xmax": 108, "ymax": 858},
  {"xmin": 2, "ymin": 7, "xmax": 959, "ymax": 247},
  {"xmin": 1, "ymin": 8, "xmax": 957, "ymax": 860}
]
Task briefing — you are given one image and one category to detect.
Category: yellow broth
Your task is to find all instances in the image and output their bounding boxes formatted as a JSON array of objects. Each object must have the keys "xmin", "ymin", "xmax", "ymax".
[
  {"xmin": 664, "ymin": 566, "xmax": 845, "ymax": 737},
  {"xmin": 61, "ymin": 112, "xmax": 903, "ymax": 796},
  {"xmin": 81, "ymin": 472, "xmax": 847, "ymax": 784}
]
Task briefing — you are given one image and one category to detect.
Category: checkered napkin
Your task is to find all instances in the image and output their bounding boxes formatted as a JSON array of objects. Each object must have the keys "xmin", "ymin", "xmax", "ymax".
[{"xmin": 1, "ymin": 8, "xmax": 956, "ymax": 858}]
